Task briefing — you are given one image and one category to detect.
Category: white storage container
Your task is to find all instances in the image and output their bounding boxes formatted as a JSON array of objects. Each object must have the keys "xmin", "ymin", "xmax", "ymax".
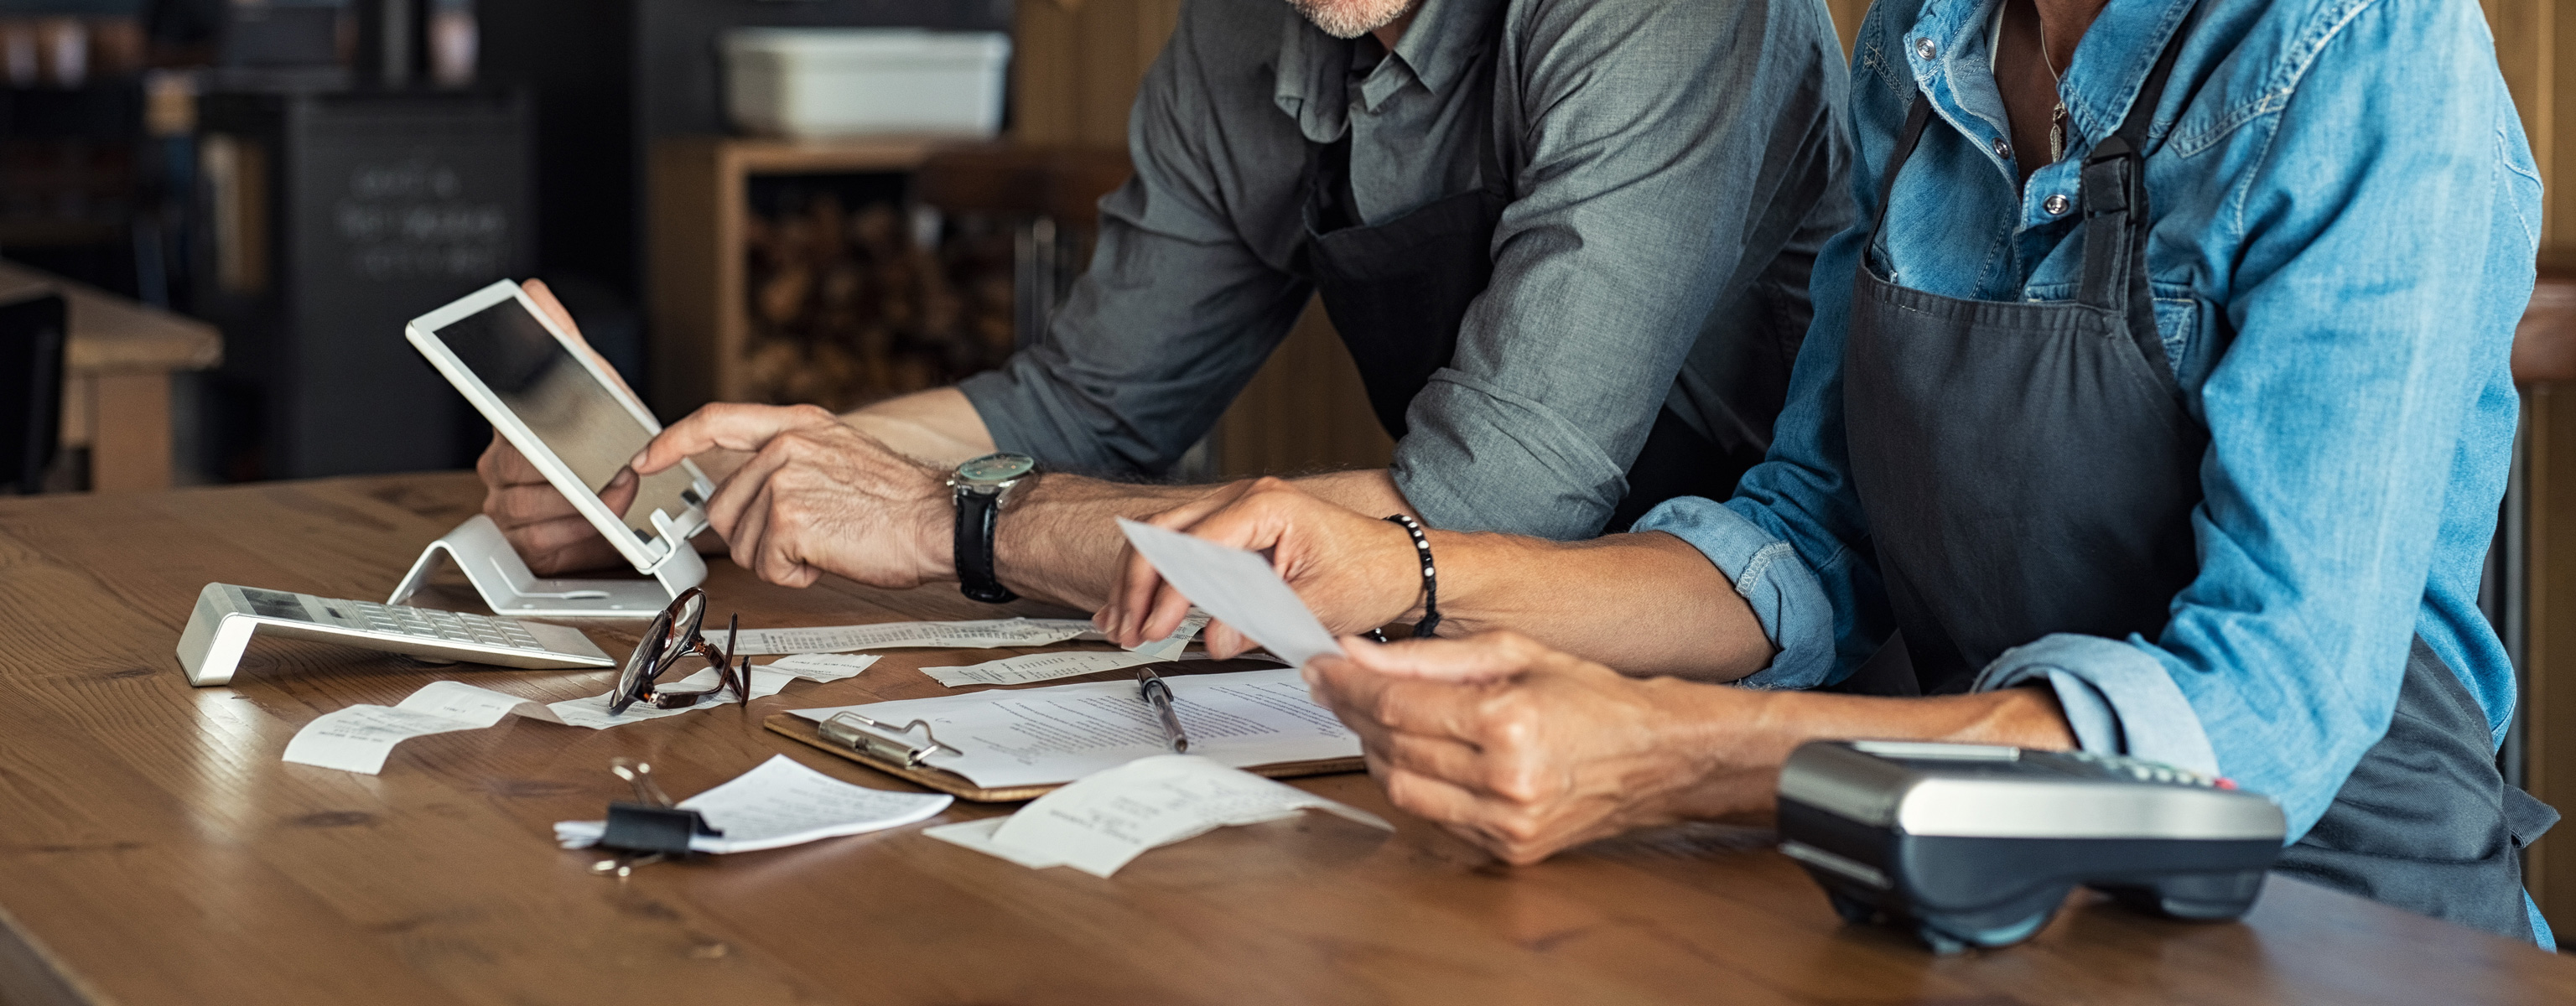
[{"xmin": 723, "ymin": 29, "xmax": 1011, "ymax": 139}]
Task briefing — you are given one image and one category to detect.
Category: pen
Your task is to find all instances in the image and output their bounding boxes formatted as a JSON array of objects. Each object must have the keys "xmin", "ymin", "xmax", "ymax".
[{"xmin": 1136, "ymin": 666, "xmax": 1190, "ymax": 753}]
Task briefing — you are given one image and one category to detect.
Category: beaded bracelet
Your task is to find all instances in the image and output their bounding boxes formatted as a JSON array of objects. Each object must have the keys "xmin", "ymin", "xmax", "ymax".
[{"xmin": 1383, "ymin": 514, "xmax": 1441, "ymax": 639}]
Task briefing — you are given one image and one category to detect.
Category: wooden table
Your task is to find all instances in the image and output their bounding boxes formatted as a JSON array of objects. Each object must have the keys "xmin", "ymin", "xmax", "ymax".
[
  {"xmin": 2, "ymin": 473, "xmax": 2571, "ymax": 1005},
  {"xmin": 0, "ymin": 259, "xmax": 222, "ymax": 492}
]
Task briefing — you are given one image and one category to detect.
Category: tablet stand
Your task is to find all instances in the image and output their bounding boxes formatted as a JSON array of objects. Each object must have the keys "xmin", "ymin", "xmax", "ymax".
[{"xmin": 389, "ymin": 514, "xmax": 706, "ymax": 619}]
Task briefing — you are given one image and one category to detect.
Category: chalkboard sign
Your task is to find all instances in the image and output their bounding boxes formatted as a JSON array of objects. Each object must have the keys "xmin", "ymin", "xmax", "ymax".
[{"xmin": 198, "ymin": 90, "xmax": 533, "ymax": 480}]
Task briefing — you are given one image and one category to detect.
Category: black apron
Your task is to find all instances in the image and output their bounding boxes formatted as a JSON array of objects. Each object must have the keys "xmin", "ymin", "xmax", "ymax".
[
  {"xmin": 1296, "ymin": 39, "xmax": 1759, "ymax": 533},
  {"xmin": 1840, "ymin": 18, "xmax": 2556, "ymax": 940}
]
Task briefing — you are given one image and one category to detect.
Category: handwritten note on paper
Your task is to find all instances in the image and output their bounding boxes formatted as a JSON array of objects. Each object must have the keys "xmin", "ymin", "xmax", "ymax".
[
  {"xmin": 1115, "ymin": 520, "xmax": 1343, "ymax": 667},
  {"xmin": 924, "ymin": 754, "xmax": 1389, "ymax": 877},
  {"xmin": 790, "ymin": 667, "xmax": 1359, "ymax": 789},
  {"xmin": 283, "ymin": 681, "xmax": 567, "ymax": 774},
  {"xmin": 728, "ymin": 618, "xmax": 1096, "ymax": 656},
  {"xmin": 555, "ymin": 755, "xmax": 952, "ymax": 853}
]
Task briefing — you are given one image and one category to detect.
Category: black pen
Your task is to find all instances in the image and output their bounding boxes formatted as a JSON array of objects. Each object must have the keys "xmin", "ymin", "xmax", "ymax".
[{"xmin": 1136, "ymin": 666, "xmax": 1190, "ymax": 753}]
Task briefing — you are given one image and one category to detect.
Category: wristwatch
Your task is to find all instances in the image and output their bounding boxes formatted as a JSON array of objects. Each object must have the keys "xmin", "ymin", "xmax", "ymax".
[{"xmin": 948, "ymin": 452, "xmax": 1036, "ymax": 604}]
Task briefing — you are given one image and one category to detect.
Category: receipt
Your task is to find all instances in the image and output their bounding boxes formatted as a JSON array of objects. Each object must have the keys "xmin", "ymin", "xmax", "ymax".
[
  {"xmin": 543, "ymin": 654, "xmax": 877, "ymax": 729},
  {"xmin": 287, "ymin": 653, "xmax": 888, "ymax": 771},
  {"xmin": 766, "ymin": 652, "xmax": 880, "ymax": 681},
  {"xmin": 556, "ymin": 754, "xmax": 951, "ymax": 853},
  {"xmin": 921, "ymin": 650, "xmax": 1168, "ymax": 687},
  {"xmin": 920, "ymin": 646, "xmax": 1276, "ymax": 688},
  {"xmin": 283, "ymin": 681, "xmax": 566, "ymax": 774},
  {"xmin": 1115, "ymin": 520, "xmax": 1343, "ymax": 666},
  {"xmin": 729, "ymin": 618, "xmax": 1096, "ymax": 656},
  {"xmin": 925, "ymin": 754, "xmax": 1389, "ymax": 877},
  {"xmin": 1125, "ymin": 610, "xmax": 1210, "ymax": 661}
]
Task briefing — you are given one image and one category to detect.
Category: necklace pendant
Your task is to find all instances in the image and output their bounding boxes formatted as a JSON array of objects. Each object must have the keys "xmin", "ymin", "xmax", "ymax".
[{"xmin": 2048, "ymin": 103, "xmax": 2067, "ymax": 163}]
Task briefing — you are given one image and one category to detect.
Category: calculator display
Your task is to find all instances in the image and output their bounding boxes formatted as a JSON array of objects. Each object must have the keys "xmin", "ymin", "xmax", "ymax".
[{"xmin": 237, "ymin": 587, "xmax": 311, "ymax": 621}]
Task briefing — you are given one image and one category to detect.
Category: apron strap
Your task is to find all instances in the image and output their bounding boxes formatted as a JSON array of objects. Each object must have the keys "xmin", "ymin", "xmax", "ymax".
[
  {"xmin": 2075, "ymin": 7, "xmax": 2197, "ymax": 388},
  {"xmin": 1865, "ymin": 96, "xmax": 1938, "ymax": 264}
]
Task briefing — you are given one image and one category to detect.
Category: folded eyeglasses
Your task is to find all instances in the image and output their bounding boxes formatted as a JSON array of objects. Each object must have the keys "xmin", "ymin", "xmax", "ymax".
[{"xmin": 609, "ymin": 587, "xmax": 750, "ymax": 714}]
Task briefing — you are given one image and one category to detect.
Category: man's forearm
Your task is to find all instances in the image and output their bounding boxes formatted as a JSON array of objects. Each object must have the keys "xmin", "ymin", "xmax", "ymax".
[
  {"xmin": 1288, "ymin": 469, "xmax": 1415, "ymax": 520},
  {"xmin": 844, "ymin": 387, "xmax": 997, "ymax": 467},
  {"xmin": 991, "ymin": 474, "xmax": 1206, "ymax": 609},
  {"xmin": 998, "ymin": 468, "xmax": 1408, "ymax": 613}
]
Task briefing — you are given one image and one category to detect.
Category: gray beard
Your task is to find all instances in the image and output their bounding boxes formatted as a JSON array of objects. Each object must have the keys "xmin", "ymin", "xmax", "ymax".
[{"xmin": 1287, "ymin": 0, "xmax": 1414, "ymax": 39}]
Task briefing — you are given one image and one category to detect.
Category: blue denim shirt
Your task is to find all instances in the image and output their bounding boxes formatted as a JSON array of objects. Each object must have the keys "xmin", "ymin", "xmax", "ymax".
[{"xmin": 1638, "ymin": 0, "xmax": 2546, "ymax": 941}]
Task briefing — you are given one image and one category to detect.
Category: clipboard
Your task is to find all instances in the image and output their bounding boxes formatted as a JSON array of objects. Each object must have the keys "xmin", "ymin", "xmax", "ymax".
[{"xmin": 763, "ymin": 711, "xmax": 1367, "ymax": 802}]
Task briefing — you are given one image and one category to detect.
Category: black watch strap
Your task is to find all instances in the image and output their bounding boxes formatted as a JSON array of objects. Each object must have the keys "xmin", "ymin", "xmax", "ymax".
[{"xmin": 954, "ymin": 488, "xmax": 1016, "ymax": 604}]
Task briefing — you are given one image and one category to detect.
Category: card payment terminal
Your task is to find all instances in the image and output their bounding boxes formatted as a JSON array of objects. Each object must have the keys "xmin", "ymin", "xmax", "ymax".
[{"xmin": 1776, "ymin": 740, "xmax": 2287, "ymax": 952}]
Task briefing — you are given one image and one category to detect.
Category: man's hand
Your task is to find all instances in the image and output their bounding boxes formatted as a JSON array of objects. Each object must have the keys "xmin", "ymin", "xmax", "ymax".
[
  {"xmin": 1306, "ymin": 632, "xmax": 1776, "ymax": 865},
  {"xmin": 631, "ymin": 402, "xmax": 952, "ymax": 589},
  {"xmin": 474, "ymin": 278, "xmax": 652, "ymax": 575},
  {"xmin": 478, "ymin": 431, "xmax": 639, "ymax": 574},
  {"xmin": 1097, "ymin": 477, "xmax": 1424, "ymax": 659}
]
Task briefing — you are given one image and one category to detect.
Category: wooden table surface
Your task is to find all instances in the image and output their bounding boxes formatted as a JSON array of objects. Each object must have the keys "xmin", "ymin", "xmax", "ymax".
[
  {"xmin": 0, "ymin": 258, "xmax": 222, "ymax": 492},
  {"xmin": 3, "ymin": 473, "xmax": 2571, "ymax": 1006}
]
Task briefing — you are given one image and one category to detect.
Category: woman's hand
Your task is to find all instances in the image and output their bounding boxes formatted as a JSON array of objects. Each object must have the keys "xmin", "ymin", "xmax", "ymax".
[
  {"xmin": 1096, "ymin": 477, "xmax": 1425, "ymax": 658},
  {"xmin": 1305, "ymin": 632, "xmax": 1779, "ymax": 864}
]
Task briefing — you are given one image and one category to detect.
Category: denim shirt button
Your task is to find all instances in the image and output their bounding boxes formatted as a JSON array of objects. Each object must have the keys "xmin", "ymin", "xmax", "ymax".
[
  {"xmin": 1992, "ymin": 137, "xmax": 2012, "ymax": 159},
  {"xmin": 1915, "ymin": 38, "xmax": 1937, "ymax": 60},
  {"xmin": 2044, "ymin": 193, "xmax": 2071, "ymax": 215}
]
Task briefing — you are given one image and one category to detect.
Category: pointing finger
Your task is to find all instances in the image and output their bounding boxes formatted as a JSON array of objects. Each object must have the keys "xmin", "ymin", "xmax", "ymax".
[{"xmin": 634, "ymin": 403, "xmax": 836, "ymax": 476}]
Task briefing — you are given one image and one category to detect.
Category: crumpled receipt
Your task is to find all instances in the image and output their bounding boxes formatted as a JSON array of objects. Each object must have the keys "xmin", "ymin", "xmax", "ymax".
[
  {"xmin": 924, "ymin": 754, "xmax": 1390, "ymax": 878},
  {"xmin": 282, "ymin": 654, "xmax": 880, "ymax": 774}
]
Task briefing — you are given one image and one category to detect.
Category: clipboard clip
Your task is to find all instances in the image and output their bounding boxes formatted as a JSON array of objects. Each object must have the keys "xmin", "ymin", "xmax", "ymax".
[{"xmin": 818, "ymin": 712, "xmax": 963, "ymax": 768}]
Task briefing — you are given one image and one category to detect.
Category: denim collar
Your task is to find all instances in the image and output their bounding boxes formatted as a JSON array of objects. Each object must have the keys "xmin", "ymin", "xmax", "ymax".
[{"xmin": 1902, "ymin": 0, "xmax": 2199, "ymax": 150}]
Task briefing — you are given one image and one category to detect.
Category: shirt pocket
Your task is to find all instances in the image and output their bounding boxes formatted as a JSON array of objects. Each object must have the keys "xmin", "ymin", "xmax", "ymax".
[{"xmin": 2149, "ymin": 284, "xmax": 2199, "ymax": 378}]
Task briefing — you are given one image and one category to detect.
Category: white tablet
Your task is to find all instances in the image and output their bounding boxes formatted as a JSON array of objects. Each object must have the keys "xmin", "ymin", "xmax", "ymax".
[{"xmin": 406, "ymin": 280, "xmax": 716, "ymax": 576}]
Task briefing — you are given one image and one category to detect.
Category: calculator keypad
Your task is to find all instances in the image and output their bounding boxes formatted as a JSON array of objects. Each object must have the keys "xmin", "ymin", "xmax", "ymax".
[{"xmin": 340, "ymin": 599, "xmax": 550, "ymax": 652}]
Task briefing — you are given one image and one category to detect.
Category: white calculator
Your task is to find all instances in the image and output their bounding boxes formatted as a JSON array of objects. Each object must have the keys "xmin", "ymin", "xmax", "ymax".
[{"xmin": 175, "ymin": 583, "xmax": 615, "ymax": 687}]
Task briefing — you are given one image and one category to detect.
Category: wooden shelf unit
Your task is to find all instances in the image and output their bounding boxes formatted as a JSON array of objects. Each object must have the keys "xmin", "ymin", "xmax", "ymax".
[{"xmin": 645, "ymin": 135, "xmax": 948, "ymax": 417}]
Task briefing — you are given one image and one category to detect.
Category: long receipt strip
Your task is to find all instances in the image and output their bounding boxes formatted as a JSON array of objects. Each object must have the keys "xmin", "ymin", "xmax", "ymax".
[
  {"xmin": 1114, "ymin": 519, "xmax": 1342, "ymax": 666},
  {"xmin": 544, "ymin": 652, "xmax": 879, "ymax": 729},
  {"xmin": 283, "ymin": 654, "xmax": 879, "ymax": 775},
  {"xmin": 556, "ymin": 754, "xmax": 951, "ymax": 853},
  {"xmin": 283, "ymin": 681, "xmax": 569, "ymax": 774},
  {"xmin": 926, "ymin": 754, "xmax": 1389, "ymax": 877},
  {"xmin": 790, "ymin": 666, "xmax": 1358, "ymax": 789},
  {"xmin": 922, "ymin": 638, "xmax": 1273, "ymax": 688},
  {"xmin": 730, "ymin": 613, "xmax": 1204, "ymax": 661}
]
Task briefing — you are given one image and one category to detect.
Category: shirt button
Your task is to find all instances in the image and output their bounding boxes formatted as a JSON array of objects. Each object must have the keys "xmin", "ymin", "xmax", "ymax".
[
  {"xmin": 2044, "ymin": 193, "xmax": 2071, "ymax": 215},
  {"xmin": 1992, "ymin": 137, "xmax": 2012, "ymax": 159},
  {"xmin": 1915, "ymin": 38, "xmax": 1938, "ymax": 60}
]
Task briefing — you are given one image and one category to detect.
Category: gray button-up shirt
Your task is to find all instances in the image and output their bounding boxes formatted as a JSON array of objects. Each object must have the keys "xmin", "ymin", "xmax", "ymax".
[{"xmin": 958, "ymin": 0, "xmax": 1852, "ymax": 539}]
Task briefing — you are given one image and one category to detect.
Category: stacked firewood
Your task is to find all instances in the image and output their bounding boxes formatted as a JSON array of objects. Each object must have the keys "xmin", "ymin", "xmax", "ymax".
[{"xmin": 740, "ymin": 190, "xmax": 1017, "ymax": 412}]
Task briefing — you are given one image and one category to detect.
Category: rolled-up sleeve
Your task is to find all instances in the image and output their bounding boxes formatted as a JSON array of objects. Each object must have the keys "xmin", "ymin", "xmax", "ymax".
[{"xmin": 1394, "ymin": 0, "xmax": 1846, "ymax": 538}]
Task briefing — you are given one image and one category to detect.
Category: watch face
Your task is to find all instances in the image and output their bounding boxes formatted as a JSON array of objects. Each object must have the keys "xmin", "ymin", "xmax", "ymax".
[{"xmin": 955, "ymin": 452, "xmax": 1036, "ymax": 485}]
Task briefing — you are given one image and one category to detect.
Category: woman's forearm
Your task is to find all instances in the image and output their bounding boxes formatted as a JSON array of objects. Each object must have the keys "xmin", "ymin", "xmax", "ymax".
[{"xmin": 1430, "ymin": 529, "xmax": 1775, "ymax": 681}]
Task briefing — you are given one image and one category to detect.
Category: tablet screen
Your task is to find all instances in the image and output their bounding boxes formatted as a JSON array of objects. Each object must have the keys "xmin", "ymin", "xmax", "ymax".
[{"xmin": 434, "ymin": 298, "xmax": 695, "ymax": 542}]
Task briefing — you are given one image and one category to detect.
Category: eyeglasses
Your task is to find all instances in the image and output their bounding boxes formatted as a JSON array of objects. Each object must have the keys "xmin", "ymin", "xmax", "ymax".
[{"xmin": 609, "ymin": 587, "xmax": 750, "ymax": 714}]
